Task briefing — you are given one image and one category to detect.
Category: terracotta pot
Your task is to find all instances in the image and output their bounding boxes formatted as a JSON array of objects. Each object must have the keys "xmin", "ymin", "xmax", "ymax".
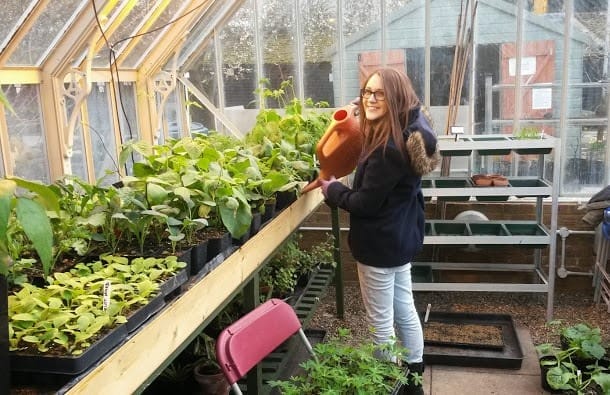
[
  {"xmin": 302, "ymin": 104, "xmax": 362, "ymax": 193},
  {"xmin": 471, "ymin": 174, "xmax": 493, "ymax": 186},
  {"xmin": 490, "ymin": 174, "xmax": 509, "ymax": 186},
  {"xmin": 193, "ymin": 364, "xmax": 230, "ymax": 395}
]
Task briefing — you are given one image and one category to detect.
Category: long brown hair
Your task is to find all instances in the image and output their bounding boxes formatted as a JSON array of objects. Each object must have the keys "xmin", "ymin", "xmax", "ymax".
[{"xmin": 359, "ymin": 68, "xmax": 420, "ymax": 161}]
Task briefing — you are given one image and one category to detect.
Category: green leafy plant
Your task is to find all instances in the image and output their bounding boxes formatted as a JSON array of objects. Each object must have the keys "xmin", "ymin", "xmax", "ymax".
[
  {"xmin": 537, "ymin": 343, "xmax": 610, "ymax": 394},
  {"xmin": 560, "ymin": 322, "xmax": 606, "ymax": 361},
  {"xmin": 259, "ymin": 233, "xmax": 334, "ymax": 298},
  {"xmin": 0, "ymin": 177, "xmax": 58, "ymax": 278},
  {"xmin": 515, "ymin": 126, "xmax": 540, "ymax": 139},
  {"xmin": 8, "ymin": 255, "xmax": 184, "ymax": 356},
  {"xmin": 268, "ymin": 328, "xmax": 409, "ymax": 394}
]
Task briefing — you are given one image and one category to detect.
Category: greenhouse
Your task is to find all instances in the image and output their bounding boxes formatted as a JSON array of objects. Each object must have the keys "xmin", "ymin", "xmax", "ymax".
[{"xmin": 2, "ymin": 0, "xmax": 610, "ymax": 394}]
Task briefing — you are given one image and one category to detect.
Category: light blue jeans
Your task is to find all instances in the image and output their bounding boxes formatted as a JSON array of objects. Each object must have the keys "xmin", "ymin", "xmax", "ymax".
[{"xmin": 357, "ymin": 262, "xmax": 424, "ymax": 363}]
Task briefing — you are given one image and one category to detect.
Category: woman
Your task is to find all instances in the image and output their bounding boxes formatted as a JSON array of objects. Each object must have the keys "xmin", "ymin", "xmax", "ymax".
[{"xmin": 320, "ymin": 67, "xmax": 439, "ymax": 394}]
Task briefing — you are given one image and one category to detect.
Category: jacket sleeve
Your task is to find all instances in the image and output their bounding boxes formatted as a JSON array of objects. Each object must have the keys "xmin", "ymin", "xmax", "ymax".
[{"xmin": 325, "ymin": 147, "xmax": 404, "ymax": 217}]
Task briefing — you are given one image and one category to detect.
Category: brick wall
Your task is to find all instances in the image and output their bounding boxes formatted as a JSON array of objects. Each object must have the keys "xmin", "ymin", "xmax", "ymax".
[{"xmin": 301, "ymin": 201, "xmax": 599, "ymax": 291}]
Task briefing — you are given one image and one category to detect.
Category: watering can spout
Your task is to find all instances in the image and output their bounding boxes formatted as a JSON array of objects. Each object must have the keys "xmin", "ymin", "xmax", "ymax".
[{"xmin": 302, "ymin": 104, "xmax": 362, "ymax": 193}]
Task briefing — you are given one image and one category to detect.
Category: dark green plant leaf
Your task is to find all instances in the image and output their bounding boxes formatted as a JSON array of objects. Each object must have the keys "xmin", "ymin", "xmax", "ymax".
[{"xmin": 15, "ymin": 197, "xmax": 54, "ymax": 277}]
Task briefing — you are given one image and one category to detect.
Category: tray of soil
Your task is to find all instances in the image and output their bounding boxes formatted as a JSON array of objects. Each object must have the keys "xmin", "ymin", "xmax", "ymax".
[
  {"xmin": 10, "ymin": 324, "xmax": 128, "ymax": 375},
  {"xmin": 420, "ymin": 311, "xmax": 523, "ymax": 369},
  {"xmin": 125, "ymin": 293, "xmax": 166, "ymax": 333}
]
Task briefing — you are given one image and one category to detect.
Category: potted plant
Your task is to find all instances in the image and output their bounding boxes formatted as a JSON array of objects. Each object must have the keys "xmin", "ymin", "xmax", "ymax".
[
  {"xmin": 559, "ymin": 322, "xmax": 607, "ymax": 370},
  {"xmin": 268, "ymin": 328, "xmax": 416, "ymax": 394},
  {"xmin": 191, "ymin": 333, "xmax": 230, "ymax": 395},
  {"xmin": 258, "ymin": 233, "xmax": 334, "ymax": 301},
  {"xmin": 536, "ymin": 343, "xmax": 610, "ymax": 394}
]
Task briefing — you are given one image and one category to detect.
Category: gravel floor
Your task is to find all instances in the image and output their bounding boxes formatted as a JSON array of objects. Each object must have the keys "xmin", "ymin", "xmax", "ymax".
[{"xmin": 309, "ymin": 282, "xmax": 610, "ymax": 348}]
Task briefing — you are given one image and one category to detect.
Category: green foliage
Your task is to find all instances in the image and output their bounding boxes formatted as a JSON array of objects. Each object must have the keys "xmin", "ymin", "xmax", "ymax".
[
  {"xmin": 268, "ymin": 328, "xmax": 408, "ymax": 394},
  {"xmin": 537, "ymin": 343, "xmax": 610, "ymax": 394},
  {"xmin": 259, "ymin": 233, "xmax": 334, "ymax": 297},
  {"xmin": 0, "ymin": 177, "xmax": 58, "ymax": 277},
  {"xmin": 560, "ymin": 322, "xmax": 606, "ymax": 361},
  {"xmin": 515, "ymin": 126, "xmax": 540, "ymax": 139},
  {"xmin": 245, "ymin": 78, "xmax": 331, "ymax": 191},
  {"xmin": 8, "ymin": 255, "xmax": 184, "ymax": 355}
]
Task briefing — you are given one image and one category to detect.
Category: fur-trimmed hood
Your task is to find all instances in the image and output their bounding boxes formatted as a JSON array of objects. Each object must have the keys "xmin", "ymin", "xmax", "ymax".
[{"xmin": 404, "ymin": 106, "xmax": 440, "ymax": 176}]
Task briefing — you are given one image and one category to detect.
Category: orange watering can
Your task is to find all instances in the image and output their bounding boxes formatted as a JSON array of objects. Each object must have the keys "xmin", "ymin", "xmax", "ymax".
[{"xmin": 301, "ymin": 104, "xmax": 362, "ymax": 193}]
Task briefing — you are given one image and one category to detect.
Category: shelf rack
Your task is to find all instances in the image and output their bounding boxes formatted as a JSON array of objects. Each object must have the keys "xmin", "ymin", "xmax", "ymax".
[
  {"xmin": 61, "ymin": 189, "xmax": 326, "ymax": 394},
  {"xmin": 415, "ymin": 134, "xmax": 561, "ymax": 321}
]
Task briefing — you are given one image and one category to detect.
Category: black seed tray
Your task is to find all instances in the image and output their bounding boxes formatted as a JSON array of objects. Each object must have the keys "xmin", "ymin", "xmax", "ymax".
[
  {"xmin": 10, "ymin": 324, "xmax": 128, "ymax": 374},
  {"xmin": 420, "ymin": 311, "xmax": 524, "ymax": 369},
  {"xmin": 125, "ymin": 293, "xmax": 165, "ymax": 333}
]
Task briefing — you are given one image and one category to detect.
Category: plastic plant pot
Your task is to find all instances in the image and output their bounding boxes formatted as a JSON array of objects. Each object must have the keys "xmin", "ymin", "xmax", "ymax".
[
  {"xmin": 504, "ymin": 223, "xmax": 548, "ymax": 248},
  {"xmin": 474, "ymin": 136, "xmax": 511, "ymax": 156},
  {"xmin": 469, "ymin": 223, "xmax": 509, "ymax": 236},
  {"xmin": 412, "ymin": 265, "xmax": 434, "ymax": 283},
  {"xmin": 508, "ymin": 179, "xmax": 551, "ymax": 198},
  {"xmin": 433, "ymin": 222, "xmax": 469, "ymax": 236},
  {"xmin": 505, "ymin": 223, "xmax": 547, "ymax": 236},
  {"xmin": 440, "ymin": 137, "xmax": 472, "ymax": 156},
  {"xmin": 436, "ymin": 178, "xmax": 471, "ymax": 202}
]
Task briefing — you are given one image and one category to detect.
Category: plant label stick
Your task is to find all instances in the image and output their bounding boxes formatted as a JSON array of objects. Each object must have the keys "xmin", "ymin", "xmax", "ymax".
[{"xmin": 103, "ymin": 280, "xmax": 111, "ymax": 311}]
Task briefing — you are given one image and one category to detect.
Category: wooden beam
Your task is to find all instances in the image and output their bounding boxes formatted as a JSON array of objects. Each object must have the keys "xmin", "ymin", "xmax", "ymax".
[{"xmin": 65, "ymin": 190, "xmax": 325, "ymax": 394}]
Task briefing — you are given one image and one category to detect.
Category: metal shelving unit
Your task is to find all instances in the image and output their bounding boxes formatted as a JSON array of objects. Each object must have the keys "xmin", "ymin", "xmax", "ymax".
[{"xmin": 415, "ymin": 134, "xmax": 561, "ymax": 320}]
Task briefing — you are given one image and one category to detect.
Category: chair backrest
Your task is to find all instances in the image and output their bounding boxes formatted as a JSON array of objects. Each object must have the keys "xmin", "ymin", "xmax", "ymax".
[{"xmin": 215, "ymin": 298, "xmax": 306, "ymax": 388}]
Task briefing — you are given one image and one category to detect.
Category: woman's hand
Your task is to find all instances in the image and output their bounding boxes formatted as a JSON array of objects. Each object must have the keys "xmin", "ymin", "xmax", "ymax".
[{"xmin": 319, "ymin": 176, "xmax": 337, "ymax": 198}]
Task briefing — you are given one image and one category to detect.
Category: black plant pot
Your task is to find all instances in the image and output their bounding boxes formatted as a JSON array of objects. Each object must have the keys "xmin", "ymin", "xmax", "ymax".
[
  {"xmin": 250, "ymin": 212, "xmax": 262, "ymax": 237},
  {"xmin": 539, "ymin": 356, "xmax": 563, "ymax": 394},
  {"xmin": 206, "ymin": 232, "xmax": 231, "ymax": 261},
  {"xmin": 262, "ymin": 201, "xmax": 276, "ymax": 224},
  {"xmin": 1, "ymin": 274, "xmax": 8, "ymax": 394},
  {"xmin": 232, "ymin": 225, "xmax": 252, "ymax": 246},
  {"xmin": 190, "ymin": 240, "xmax": 209, "ymax": 276},
  {"xmin": 275, "ymin": 190, "xmax": 297, "ymax": 212}
]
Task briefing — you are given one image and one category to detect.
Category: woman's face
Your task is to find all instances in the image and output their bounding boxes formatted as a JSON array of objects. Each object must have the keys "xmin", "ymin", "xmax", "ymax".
[{"xmin": 363, "ymin": 74, "xmax": 387, "ymax": 122}]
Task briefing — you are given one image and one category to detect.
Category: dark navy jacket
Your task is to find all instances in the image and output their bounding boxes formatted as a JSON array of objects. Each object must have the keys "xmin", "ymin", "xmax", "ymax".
[{"xmin": 324, "ymin": 107, "xmax": 438, "ymax": 268}]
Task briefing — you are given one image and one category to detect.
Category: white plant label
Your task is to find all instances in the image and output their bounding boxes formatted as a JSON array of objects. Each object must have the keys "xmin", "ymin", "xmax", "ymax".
[{"xmin": 103, "ymin": 280, "xmax": 111, "ymax": 311}]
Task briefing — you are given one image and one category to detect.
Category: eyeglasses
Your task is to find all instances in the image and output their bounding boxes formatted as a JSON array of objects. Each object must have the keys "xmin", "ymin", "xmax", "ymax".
[{"xmin": 360, "ymin": 88, "xmax": 386, "ymax": 101}]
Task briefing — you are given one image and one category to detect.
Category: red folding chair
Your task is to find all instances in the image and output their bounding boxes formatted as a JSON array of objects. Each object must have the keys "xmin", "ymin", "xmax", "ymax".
[{"xmin": 215, "ymin": 298, "xmax": 315, "ymax": 395}]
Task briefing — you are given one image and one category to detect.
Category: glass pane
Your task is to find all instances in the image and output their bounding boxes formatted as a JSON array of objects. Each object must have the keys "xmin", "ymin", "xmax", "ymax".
[
  {"xmin": 63, "ymin": 92, "xmax": 88, "ymax": 182},
  {"xmin": 7, "ymin": 0, "xmax": 85, "ymax": 66},
  {"xmin": 4, "ymin": 84, "xmax": 49, "ymax": 183},
  {"xmin": 342, "ymin": 0, "xmax": 382, "ymax": 104},
  {"xmin": 217, "ymin": 0, "xmax": 258, "ymax": 133},
  {"xmin": 1, "ymin": 1, "xmax": 38, "ymax": 52},
  {"xmin": 94, "ymin": 1, "xmax": 159, "ymax": 68},
  {"xmin": 185, "ymin": 42, "xmax": 218, "ymax": 134},
  {"xmin": 86, "ymin": 85, "xmax": 118, "ymax": 186},
  {"xmin": 163, "ymin": 89, "xmax": 182, "ymax": 140},
  {"xmin": 561, "ymin": 4, "xmax": 608, "ymax": 195},
  {"xmin": 116, "ymin": 82, "xmax": 139, "ymax": 175},
  {"xmin": 122, "ymin": 1, "xmax": 186, "ymax": 69},
  {"xmin": 260, "ymin": 0, "xmax": 299, "ymax": 108},
  {"xmin": 517, "ymin": 6, "xmax": 564, "ymax": 186},
  {"xmin": 301, "ymin": 0, "xmax": 335, "ymax": 106},
  {"xmin": 220, "ymin": 0, "xmax": 257, "ymax": 115}
]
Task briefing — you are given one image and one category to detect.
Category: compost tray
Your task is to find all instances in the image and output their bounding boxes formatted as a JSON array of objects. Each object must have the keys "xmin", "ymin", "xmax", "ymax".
[
  {"xmin": 420, "ymin": 311, "xmax": 523, "ymax": 369},
  {"xmin": 10, "ymin": 324, "xmax": 128, "ymax": 374},
  {"xmin": 125, "ymin": 293, "xmax": 165, "ymax": 333}
]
